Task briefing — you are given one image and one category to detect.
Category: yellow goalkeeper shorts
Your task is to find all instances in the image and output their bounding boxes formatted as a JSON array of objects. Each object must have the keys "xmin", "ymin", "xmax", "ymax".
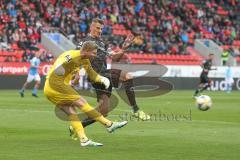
[{"xmin": 44, "ymin": 79, "xmax": 80, "ymax": 106}]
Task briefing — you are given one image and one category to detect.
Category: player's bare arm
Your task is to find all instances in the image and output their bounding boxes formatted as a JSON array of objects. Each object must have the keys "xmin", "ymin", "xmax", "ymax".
[{"xmin": 111, "ymin": 34, "xmax": 135, "ymax": 62}]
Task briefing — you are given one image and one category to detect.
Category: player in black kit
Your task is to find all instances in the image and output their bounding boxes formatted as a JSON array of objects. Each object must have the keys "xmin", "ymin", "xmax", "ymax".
[
  {"xmin": 73, "ymin": 18, "xmax": 150, "ymax": 129},
  {"xmin": 194, "ymin": 53, "xmax": 215, "ymax": 97}
]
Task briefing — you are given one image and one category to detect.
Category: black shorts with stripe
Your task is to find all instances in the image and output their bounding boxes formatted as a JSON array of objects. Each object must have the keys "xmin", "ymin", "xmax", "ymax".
[
  {"xmin": 200, "ymin": 72, "xmax": 210, "ymax": 84},
  {"xmin": 91, "ymin": 69, "xmax": 122, "ymax": 98}
]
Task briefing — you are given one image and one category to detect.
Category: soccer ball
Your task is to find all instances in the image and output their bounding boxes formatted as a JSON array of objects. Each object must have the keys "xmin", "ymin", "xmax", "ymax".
[{"xmin": 196, "ymin": 95, "xmax": 212, "ymax": 111}]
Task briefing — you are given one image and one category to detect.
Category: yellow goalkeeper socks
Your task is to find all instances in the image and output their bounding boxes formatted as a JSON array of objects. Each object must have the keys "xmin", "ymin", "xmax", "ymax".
[
  {"xmin": 69, "ymin": 114, "xmax": 88, "ymax": 142},
  {"xmin": 81, "ymin": 103, "xmax": 112, "ymax": 127}
]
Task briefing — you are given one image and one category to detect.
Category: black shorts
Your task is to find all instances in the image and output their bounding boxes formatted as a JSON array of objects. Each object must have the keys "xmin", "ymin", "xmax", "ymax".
[
  {"xmin": 91, "ymin": 69, "xmax": 122, "ymax": 98},
  {"xmin": 200, "ymin": 72, "xmax": 210, "ymax": 84}
]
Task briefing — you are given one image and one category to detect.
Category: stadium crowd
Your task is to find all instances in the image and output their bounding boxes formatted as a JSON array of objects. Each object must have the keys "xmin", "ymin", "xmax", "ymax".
[
  {"xmin": 0, "ymin": 0, "xmax": 53, "ymax": 62},
  {"xmin": 0, "ymin": 0, "xmax": 240, "ymax": 61},
  {"xmin": 37, "ymin": 0, "xmax": 240, "ymax": 54}
]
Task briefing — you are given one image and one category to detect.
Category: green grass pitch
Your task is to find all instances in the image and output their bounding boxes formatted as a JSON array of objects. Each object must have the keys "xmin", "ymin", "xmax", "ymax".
[{"xmin": 0, "ymin": 90, "xmax": 239, "ymax": 160}]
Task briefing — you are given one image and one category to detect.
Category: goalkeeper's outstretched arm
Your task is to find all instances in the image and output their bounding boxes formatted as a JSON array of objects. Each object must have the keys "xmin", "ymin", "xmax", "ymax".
[{"xmin": 83, "ymin": 60, "xmax": 110, "ymax": 89}]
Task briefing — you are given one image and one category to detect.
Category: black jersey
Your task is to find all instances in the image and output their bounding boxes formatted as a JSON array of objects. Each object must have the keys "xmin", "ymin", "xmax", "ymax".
[
  {"xmin": 201, "ymin": 59, "xmax": 212, "ymax": 74},
  {"xmin": 76, "ymin": 35, "xmax": 110, "ymax": 74}
]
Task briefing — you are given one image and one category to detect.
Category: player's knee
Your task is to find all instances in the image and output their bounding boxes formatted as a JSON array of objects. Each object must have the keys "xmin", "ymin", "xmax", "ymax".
[
  {"xmin": 73, "ymin": 73, "xmax": 80, "ymax": 81},
  {"xmin": 208, "ymin": 79, "xmax": 212, "ymax": 84},
  {"xmin": 125, "ymin": 73, "xmax": 133, "ymax": 81},
  {"xmin": 36, "ymin": 81, "xmax": 40, "ymax": 86},
  {"xmin": 99, "ymin": 105, "xmax": 108, "ymax": 116},
  {"xmin": 74, "ymin": 97, "xmax": 88, "ymax": 107},
  {"xmin": 98, "ymin": 95, "xmax": 109, "ymax": 116}
]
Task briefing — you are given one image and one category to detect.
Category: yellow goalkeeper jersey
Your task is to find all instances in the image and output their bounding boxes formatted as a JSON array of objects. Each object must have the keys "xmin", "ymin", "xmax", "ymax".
[{"xmin": 44, "ymin": 50, "xmax": 100, "ymax": 106}]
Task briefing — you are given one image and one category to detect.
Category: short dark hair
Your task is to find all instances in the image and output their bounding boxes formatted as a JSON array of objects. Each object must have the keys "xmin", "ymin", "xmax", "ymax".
[
  {"xmin": 209, "ymin": 53, "xmax": 214, "ymax": 56},
  {"xmin": 81, "ymin": 41, "xmax": 98, "ymax": 52},
  {"xmin": 92, "ymin": 18, "xmax": 104, "ymax": 25}
]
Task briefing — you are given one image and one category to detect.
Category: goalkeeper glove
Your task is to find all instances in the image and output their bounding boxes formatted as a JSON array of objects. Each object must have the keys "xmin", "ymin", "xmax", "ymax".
[{"xmin": 99, "ymin": 76, "xmax": 110, "ymax": 89}]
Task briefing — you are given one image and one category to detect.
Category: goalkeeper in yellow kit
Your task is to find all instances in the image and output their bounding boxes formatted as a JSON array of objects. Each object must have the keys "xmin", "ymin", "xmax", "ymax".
[{"xmin": 44, "ymin": 41, "xmax": 127, "ymax": 147}]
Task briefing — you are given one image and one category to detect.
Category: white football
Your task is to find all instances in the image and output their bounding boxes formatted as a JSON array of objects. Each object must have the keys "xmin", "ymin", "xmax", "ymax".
[{"xmin": 196, "ymin": 95, "xmax": 212, "ymax": 111}]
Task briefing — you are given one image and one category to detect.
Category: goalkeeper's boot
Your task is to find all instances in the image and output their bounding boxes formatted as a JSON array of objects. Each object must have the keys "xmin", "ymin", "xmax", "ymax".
[
  {"xmin": 81, "ymin": 139, "xmax": 103, "ymax": 147},
  {"xmin": 69, "ymin": 125, "xmax": 78, "ymax": 141},
  {"xmin": 132, "ymin": 110, "xmax": 151, "ymax": 121},
  {"xmin": 107, "ymin": 121, "xmax": 128, "ymax": 133}
]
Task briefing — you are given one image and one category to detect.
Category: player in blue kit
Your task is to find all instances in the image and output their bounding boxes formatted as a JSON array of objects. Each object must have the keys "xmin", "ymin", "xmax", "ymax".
[{"xmin": 19, "ymin": 52, "xmax": 41, "ymax": 97}]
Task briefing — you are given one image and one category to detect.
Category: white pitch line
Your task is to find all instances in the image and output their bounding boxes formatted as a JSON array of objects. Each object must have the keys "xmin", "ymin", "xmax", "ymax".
[
  {"xmin": 0, "ymin": 108, "xmax": 130, "ymax": 113},
  {"xmin": 191, "ymin": 120, "xmax": 240, "ymax": 125},
  {"xmin": 0, "ymin": 108, "xmax": 120, "ymax": 117},
  {"xmin": 0, "ymin": 108, "xmax": 52, "ymax": 113},
  {"xmin": 0, "ymin": 108, "xmax": 239, "ymax": 125}
]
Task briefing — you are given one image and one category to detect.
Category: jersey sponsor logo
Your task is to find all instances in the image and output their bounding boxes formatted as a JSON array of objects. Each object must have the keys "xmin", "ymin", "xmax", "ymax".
[
  {"xmin": 65, "ymin": 55, "xmax": 72, "ymax": 62},
  {"xmin": 78, "ymin": 41, "xmax": 83, "ymax": 48}
]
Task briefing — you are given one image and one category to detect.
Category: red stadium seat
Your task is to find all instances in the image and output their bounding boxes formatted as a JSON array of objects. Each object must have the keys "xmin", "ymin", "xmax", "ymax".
[
  {"xmin": 221, "ymin": 45, "xmax": 231, "ymax": 50},
  {"xmin": 129, "ymin": 52, "xmax": 203, "ymax": 65},
  {"xmin": 236, "ymin": 57, "xmax": 240, "ymax": 63},
  {"xmin": 0, "ymin": 56, "xmax": 6, "ymax": 62},
  {"xmin": 0, "ymin": 51, "xmax": 16, "ymax": 56},
  {"xmin": 233, "ymin": 41, "xmax": 240, "ymax": 47},
  {"xmin": 217, "ymin": 9, "xmax": 229, "ymax": 16}
]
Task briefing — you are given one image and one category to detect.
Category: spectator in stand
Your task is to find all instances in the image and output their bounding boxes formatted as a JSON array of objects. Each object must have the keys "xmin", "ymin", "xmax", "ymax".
[
  {"xmin": 143, "ymin": 42, "xmax": 153, "ymax": 53},
  {"xmin": 180, "ymin": 31, "xmax": 189, "ymax": 44},
  {"xmin": 169, "ymin": 45, "xmax": 178, "ymax": 55},
  {"xmin": 46, "ymin": 52, "xmax": 54, "ymax": 62},
  {"xmin": 154, "ymin": 41, "xmax": 166, "ymax": 54},
  {"xmin": 34, "ymin": 0, "xmax": 239, "ymax": 55},
  {"xmin": 230, "ymin": 47, "xmax": 240, "ymax": 57},
  {"xmin": 0, "ymin": 28, "xmax": 10, "ymax": 50},
  {"xmin": 221, "ymin": 49, "xmax": 229, "ymax": 66}
]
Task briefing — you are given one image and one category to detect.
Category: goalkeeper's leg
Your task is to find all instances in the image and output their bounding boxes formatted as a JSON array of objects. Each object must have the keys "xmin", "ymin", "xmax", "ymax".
[
  {"xmin": 81, "ymin": 94, "xmax": 109, "ymax": 127},
  {"xmin": 73, "ymin": 97, "xmax": 127, "ymax": 133},
  {"xmin": 60, "ymin": 105, "xmax": 103, "ymax": 147}
]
